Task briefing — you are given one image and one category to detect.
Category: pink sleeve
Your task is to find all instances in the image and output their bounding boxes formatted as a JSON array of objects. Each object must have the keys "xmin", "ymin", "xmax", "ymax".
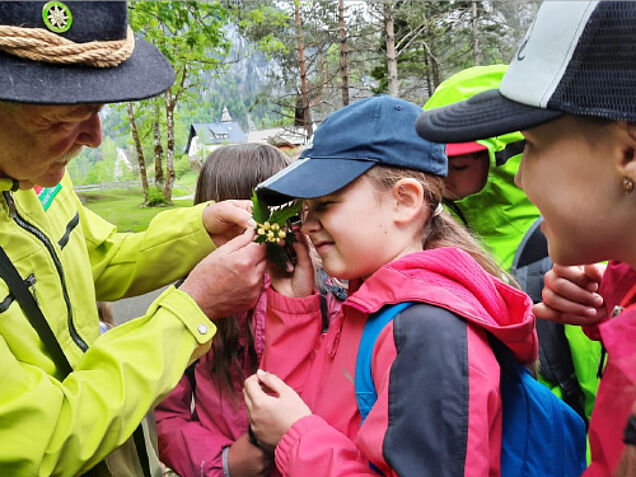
[
  {"xmin": 155, "ymin": 375, "xmax": 229, "ymax": 477},
  {"xmin": 260, "ymin": 288, "xmax": 324, "ymax": 391},
  {"xmin": 275, "ymin": 415, "xmax": 386, "ymax": 477}
]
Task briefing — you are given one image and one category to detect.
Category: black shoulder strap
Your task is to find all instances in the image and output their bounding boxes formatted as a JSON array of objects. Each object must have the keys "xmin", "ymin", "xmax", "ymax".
[
  {"xmin": 513, "ymin": 217, "xmax": 549, "ymax": 269},
  {"xmin": 0, "ymin": 244, "xmax": 151, "ymax": 477},
  {"xmin": 0, "ymin": 245, "xmax": 73, "ymax": 376},
  {"xmin": 535, "ymin": 319, "xmax": 588, "ymax": 426}
]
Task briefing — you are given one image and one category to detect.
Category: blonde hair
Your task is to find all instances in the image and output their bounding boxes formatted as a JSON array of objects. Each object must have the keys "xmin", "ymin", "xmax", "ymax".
[{"xmin": 364, "ymin": 165, "xmax": 516, "ymax": 284}]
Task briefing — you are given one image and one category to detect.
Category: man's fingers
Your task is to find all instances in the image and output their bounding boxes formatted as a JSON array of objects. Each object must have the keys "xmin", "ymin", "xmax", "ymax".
[
  {"xmin": 221, "ymin": 227, "xmax": 259, "ymax": 252},
  {"xmin": 208, "ymin": 200, "xmax": 256, "ymax": 230}
]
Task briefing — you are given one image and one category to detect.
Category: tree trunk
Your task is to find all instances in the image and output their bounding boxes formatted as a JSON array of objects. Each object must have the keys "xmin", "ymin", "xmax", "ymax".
[
  {"xmin": 153, "ymin": 100, "xmax": 164, "ymax": 188},
  {"xmin": 423, "ymin": 48, "xmax": 433, "ymax": 98},
  {"xmin": 384, "ymin": 2, "xmax": 399, "ymax": 97},
  {"xmin": 338, "ymin": 0, "xmax": 349, "ymax": 106},
  {"xmin": 430, "ymin": 43, "xmax": 441, "ymax": 89},
  {"xmin": 163, "ymin": 90, "xmax": 176, "ymax": 204},
  {"xmin": 295, "ymin": 0, "xmax": 313, "ymax": 139},
  {"xmin": 163, "ymin": 63, "xmax": 188, "ymax": 204},
  {"xmin": 126, "ymin": 103, "xmax": 149, "ymax": 204},
  {"xmin": 472, "ymin": 1, "xmax": 481, "ymax": 66}
]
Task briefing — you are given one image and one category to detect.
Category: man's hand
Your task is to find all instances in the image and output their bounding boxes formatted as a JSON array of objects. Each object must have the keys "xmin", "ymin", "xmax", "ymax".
[
  {"xmin": 227, "ymin": 433, "xmax": 272, "ymax": 477},
  {"xmin": 202, "ymin": 200, "xmax": 255, "ymax": 248},
  {"xmin": 533, "ymin": 263, "xmax": 606, "ymax": 325},
  {"xmin": 180, "ymin": 229, "xmax": 266, "ymax": 320},
  {"xmin": 243, "ymin": 370, "xmax": 312, "ymax": 449}
]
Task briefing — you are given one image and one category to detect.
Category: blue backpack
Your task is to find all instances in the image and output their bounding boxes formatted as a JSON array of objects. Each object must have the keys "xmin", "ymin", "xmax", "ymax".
[{"xmin": 355, "ymin": 303, "xmax": 587, "ymax": 477}]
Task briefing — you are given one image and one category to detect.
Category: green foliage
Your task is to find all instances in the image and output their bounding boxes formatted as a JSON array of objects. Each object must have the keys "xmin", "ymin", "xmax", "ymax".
[
  {"xmin": 146, "ymin": 187, "xmax": 168, "ymax": 207},
  {"xmin": 173, "ymin": 154, "xmax": 192, "ymax": 179},
  {"xmin": 251, "ymin": 190, "xmax": 270, "ymax": 224}
]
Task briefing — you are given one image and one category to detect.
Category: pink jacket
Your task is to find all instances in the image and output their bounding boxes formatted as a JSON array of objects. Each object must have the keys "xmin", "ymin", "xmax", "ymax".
[
  {"xmin": 262, "ymin": 247, "xmax": 537, "ymax": 477},
  {"xmin": 155, "ymin": 284, "xmax": 342, "ymax": 477},
  {"xmin": 584, "ymin": 261, "xmax": 636, "ymax": 477}
]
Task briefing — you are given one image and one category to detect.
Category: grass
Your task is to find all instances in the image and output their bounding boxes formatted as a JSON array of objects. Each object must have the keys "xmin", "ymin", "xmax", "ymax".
[{"xmin": 78, "ymin": 187, "xmax": 194, "ymax": 233}]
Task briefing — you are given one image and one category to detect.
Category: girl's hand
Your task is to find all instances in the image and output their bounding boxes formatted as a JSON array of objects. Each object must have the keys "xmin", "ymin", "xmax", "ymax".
[
  {"xmin": 227, "ymin": 433, "xmax": 272, "ymax": 477},
  {"xmin": 268, "ymin": 233, "xmax": 315, "ymax": 298},
  {"xmin": 533, "ymin": 263, "xmax": 607, "ymax": 325},
  {"xmin": 243, "ymin": 370, "xmax": 312, "ymax": 448}
]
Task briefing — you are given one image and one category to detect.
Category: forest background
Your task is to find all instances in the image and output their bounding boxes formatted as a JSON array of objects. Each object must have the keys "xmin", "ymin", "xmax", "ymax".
[{"xmin": 73, "ymin": 0, "xmax": 540, "ymax": 227}]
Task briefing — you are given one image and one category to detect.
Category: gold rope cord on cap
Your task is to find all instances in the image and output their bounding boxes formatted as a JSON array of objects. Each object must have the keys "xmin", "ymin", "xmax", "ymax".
[{"xmin": 0, "ymin": 25, "xmax": 135, "ymax": 68}]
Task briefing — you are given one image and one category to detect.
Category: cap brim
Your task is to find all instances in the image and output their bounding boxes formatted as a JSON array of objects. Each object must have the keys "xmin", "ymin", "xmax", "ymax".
[
  {"xmin": 0, "ymin": 35, "xmax": 175, "ymax": 104},
  {"xmin": 446, "ymin": 141, "xmax": 488, "ymax": 157},
  {"xmin": 256, "ymin": 157, "xmax": 376, "ymax": 206},
  {"xmin": 416, "ymin": 89, "xmax": 563, "ymax": 143}
]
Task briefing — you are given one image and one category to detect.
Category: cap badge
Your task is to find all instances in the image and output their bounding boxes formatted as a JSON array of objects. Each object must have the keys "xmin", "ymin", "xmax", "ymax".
[{"xmin": 42, "ymin": 1, "xmax": 73, "ymax": 34}]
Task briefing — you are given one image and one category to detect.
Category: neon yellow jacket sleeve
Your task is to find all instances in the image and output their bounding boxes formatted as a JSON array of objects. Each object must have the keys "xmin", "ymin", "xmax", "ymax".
[{"xmin": 0, "ymin": 175, "xmax": 217, "ymax": 476}]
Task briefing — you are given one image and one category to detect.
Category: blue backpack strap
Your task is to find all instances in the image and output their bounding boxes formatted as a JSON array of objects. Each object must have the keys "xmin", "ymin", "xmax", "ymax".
[
  {"xmin": 355, "ymin": 302, "xmax": 414, "ymax": 476},
  {"xmin": 355, "ymin": 302, "xmax": 414, "ymax": 425}
]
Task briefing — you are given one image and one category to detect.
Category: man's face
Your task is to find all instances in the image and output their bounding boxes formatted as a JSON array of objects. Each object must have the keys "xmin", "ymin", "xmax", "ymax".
[
  {"xmin": 443, "ymin": 150, "xmax": 490, "ymax": 200},
  {"xmin": 0, "ymin": 103, "xmax": 103, "ymax": 189}
]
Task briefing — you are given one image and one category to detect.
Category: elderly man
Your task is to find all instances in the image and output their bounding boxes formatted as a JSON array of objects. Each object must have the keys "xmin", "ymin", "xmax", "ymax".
[{"xmin": 0, "ymin": 2, "xmax": 266, "ymax": 476}]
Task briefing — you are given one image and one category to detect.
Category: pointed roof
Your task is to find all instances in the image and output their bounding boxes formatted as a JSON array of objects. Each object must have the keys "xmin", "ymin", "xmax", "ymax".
[{"xmin": 221, "ymin": 106, "xmax": 232, "ymax": 122}]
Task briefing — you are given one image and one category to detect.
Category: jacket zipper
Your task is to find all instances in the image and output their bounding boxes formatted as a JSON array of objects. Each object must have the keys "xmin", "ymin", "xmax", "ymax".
[{"xmin": 3, "ymin": 191, "xmax": 88, "ymax": 352}]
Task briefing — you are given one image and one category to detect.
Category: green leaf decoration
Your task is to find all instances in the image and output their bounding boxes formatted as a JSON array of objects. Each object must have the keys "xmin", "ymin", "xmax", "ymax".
[
  {"xmin": 269, "ymin": 201, "xmax": 302, "ymax": 225},
  {"xmin": 251, "ymin": 190, "xmax": 270, "ymax": 224}
]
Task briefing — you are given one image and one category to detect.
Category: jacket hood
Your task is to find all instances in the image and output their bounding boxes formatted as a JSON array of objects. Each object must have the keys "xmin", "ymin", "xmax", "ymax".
[
  {"xmin": 424, "ymin": 65, "xmax": 541, "ymax": 270},
  {"xmin": 346, "ymin": 247, "xmax": 537, "ymax": 364}
]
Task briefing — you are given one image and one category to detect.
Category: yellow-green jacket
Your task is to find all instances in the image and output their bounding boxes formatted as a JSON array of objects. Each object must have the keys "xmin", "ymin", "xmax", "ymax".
[{"xmin": 0, "ymin": 174, "xmax": 217, "ymax": 476}]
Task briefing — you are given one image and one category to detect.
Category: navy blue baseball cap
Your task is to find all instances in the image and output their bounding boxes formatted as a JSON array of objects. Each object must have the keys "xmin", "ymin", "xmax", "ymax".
[{"xmin": 256, "ymin": 95, "xmax": 447, "ymax": 206}]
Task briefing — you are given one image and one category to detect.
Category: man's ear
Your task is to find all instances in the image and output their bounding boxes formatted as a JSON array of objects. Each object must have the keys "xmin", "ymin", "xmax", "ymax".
[{"xmin": 391, "ymin": 178, "xmax": 425, "ymax": 224}]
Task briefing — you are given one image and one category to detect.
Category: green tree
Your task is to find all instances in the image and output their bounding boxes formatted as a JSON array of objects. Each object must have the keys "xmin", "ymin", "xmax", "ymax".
[{"xmin": 128, "ymin": 1, "xmax": 231, "ymax": 204}]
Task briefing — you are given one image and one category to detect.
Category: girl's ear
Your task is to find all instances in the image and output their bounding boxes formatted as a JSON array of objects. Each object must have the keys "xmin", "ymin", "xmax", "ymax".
[
  {"xmin": 391, "ymin": 178, "xmax": 425, "ymax": 224},
  {"xmin": 618, "ymin": 123, "xmax": 636, "ymax": 185}
]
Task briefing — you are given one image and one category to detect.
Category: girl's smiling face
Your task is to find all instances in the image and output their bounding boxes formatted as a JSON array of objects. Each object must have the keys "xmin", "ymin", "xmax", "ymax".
[{"xmin": 301, "ymin": 175, "xmax": 424, "ymax": 280}]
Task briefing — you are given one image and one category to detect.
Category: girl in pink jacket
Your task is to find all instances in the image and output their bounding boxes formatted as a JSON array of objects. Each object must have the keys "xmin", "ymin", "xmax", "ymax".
[
  {"xmin": 244, "ymin": 96, "xmax": 537, "ymax": 477},
  {"xmin": 155, "ymin": 144, "xmax": 343, "ymax": 477},
  {"xmin": 415, "ymin": 3, "xmax": 636, "ymax": 475}
]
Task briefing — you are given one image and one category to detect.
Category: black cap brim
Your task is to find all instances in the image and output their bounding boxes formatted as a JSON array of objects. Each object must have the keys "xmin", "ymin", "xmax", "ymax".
[
  {"xmin": 256, "ymin": 157, "xmax": 376, "ymax": 206},
  {"xmin": 0, "ymin": 35, "xmax": 175, "ymax": 104},
  {"xmin": 415, "ymin": 89, "xmax": 563, "ymax": 143}
]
